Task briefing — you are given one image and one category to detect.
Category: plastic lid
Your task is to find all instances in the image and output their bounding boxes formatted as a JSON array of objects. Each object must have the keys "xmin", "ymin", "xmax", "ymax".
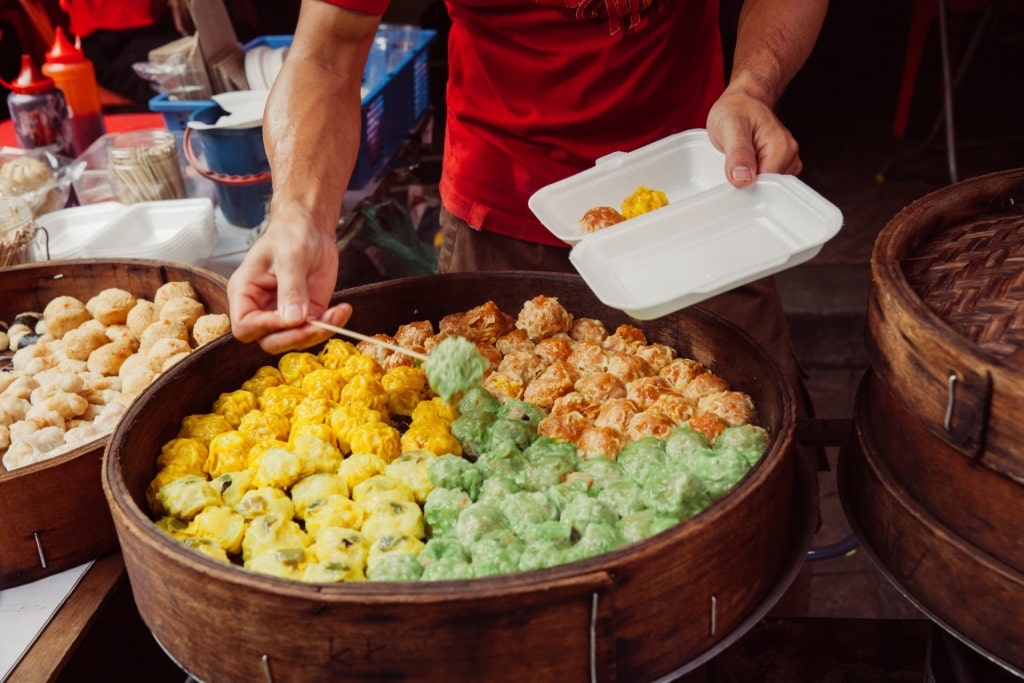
[
  {"xmin": 9, "ymin": 55, "xmax": 56, "ymax": 94},
  {"xmin": 45, "ymin": 26, "xmax": 85, "ymax": 64}
]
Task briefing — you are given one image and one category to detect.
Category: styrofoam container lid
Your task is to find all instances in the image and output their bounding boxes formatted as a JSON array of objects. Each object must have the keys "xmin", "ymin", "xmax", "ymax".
[{"xmin": 528, "ymin": 129, "xmax": 843, "ymax": 319}]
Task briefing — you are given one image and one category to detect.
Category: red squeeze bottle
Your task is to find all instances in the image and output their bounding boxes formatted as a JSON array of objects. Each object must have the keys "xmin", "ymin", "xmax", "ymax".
[
  {"xmin": 42, "ymin": 26, "xmax": 106, "ymax": 155},
  {"xmin": 5, "ymin": 54, "xmax": 74, "ymax": 156}
]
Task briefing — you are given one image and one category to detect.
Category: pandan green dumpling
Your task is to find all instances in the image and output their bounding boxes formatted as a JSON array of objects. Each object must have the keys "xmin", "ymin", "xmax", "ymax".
[
  {"xmin": 450, "ymin": 411, "xmax": 497, "ymax": 457},
  {"xmin": 421, "ymin": 554, "xmax": 475, "ymax": 581},
  {"xmin": 559, "ymin": 492, "xmax": 619, "ymax": 534},
  {"xmin": 476, "ymin": 474, "xmax": 522, "ymax": 503},
  {"xmin": 470, "ymin": 529, "xmax": 525, "ymax": 577},
  {"xmin": 518, "ymin": 519, "xmax": 573, "ymax": 545},
  {"xmin": 499, "ymin": 490, "xmax": 559, "ymax": 537},
  {"xmin": 367, "ymin": 552, "xmax": 424, "ymax": 582},
  {"xmin": 680, "ymin": 446, "xmax": 753, "ymax": 500},
  {"xmin": 486, "ymin": 417, "xmax": 538, "ymax": 452},
  {"xmin": 457, "ymin": 384, "xmax": 501, "ymax": 415},
  {"xmin": 568, "ymin": 521, "xmax": 627, "ymax": 562},
  {"xmin": 596, "ymin": 479, "xmax": 646, "ymax": 517},
  {"xmin": 714, "ymin": 424, "xmax": 770, "ymax": 465},
  {"xmin": 419, "ymin": 536, "xmax": 469, "ymax": 566},
  {"xmin": 619, "ymin": 509, "xmax": 681, "ymax": 544},
  {"xmin": 577, "ymin": 455, "xmax": 626, "ymax": 493},
  {"xmin": 423, "ymin": 487, "xmax": 471, "ymax": 537},
  {"xmin": 641, "ymin": 467, "xmax": 711, "ymax": 519},
  {"xmin": 518, "ymin": 539, "xmax": 574, "ymax": 572},
  {"xmin": 616, "ymin": 436, "xmax": 667, "ymax": 485},
  {"xmin": 664, "ymin": 423, "xmax": 710, "ymax": 462},
  {"xmin": 521, "ymin": 448, "xmax": 581, "ymax": 491},
  {"xmin": 475, "ymin": 443, "xmax": 528, "ymax": 482},
  {"xmin": 497, "ymin": 398, "xmax": 547, "ymax": 427},
  {"xmin": 455, "ymin": 501, "xmax": 510, "ymax": 548}
]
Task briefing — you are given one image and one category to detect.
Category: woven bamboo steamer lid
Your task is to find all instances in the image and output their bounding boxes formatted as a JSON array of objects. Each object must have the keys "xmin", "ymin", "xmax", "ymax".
[
  {"xmin": 0, "ymin": 258, "xmax": 228, "ymax": 588},
  {"xmin": 104, "ymin": 271, "xmax": 817, "ymax": 683}
]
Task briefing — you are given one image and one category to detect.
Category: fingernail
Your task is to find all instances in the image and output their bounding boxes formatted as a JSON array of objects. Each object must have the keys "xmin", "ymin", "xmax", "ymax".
[
  {"xmin": 281, "ymin": 304, "xmax": 303, "ymax": 324},
  {"xmin": 731, "ymin": 166, "xmax": 752, "ymax": 182}
]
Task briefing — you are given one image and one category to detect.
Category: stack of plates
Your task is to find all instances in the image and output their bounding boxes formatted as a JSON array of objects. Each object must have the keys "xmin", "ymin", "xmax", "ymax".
[
  {"xmin": 38, "ymin": 198, "xmax": 217, "ymax": 264},
  {"xmin": 244, "ymin": 45, "xmax": 288, "ymax": 90}
]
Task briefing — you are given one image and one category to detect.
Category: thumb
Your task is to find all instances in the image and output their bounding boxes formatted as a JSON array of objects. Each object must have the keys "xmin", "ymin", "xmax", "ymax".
[
  {"xmin": 276, "ymin": 271, "xmax": 310, "ymax": 327},
  {"xmin": 723, "ymin": 145, "xmax": 757, "ymax": 188}
]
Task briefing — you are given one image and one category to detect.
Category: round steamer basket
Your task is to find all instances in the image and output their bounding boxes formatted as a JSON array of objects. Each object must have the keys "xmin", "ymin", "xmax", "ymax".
[
  {"xmin": 839, "ymin": 167, "xmax": 1024, "ymax": 675},
  {"xmin": 0, "ymin": 259, "xmax": 228, "ymax": 589},
  {"xmin": 104, "ymin": 271, "xmax": 817, "ymax": 683}
]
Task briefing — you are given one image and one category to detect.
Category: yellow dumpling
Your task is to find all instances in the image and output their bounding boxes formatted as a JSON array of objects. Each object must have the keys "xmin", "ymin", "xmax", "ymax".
[
  {"xmin": 186, "ymin": 505, "xmax": 247, "ymax": 555},
  {"xmin": 182, "ymin": 537, "xmax": 231, "ymax": 564},
  {"xmin": 351, "ymin": 474, "xmax": 415, "ymax": 514},
  {"xmin": 291, "ymin": 396, "xmax": 336, "ymax": 427},
  {"xmin": 238, "ymin": 409, "xmax": 291, "ymax": 442},
  {"xmin": 240, "ymin": 365, "xmax": 284, "ymax": 397},
  {"xmin": 338, "ymin": 452, "xmax": 387, "ymax": 491},
  {"xmin": 204, "ymin": 430, "xmax": 254, "ymax": 478},
  {"xmin": 234, "ymin": 486, "xmax": 295, "ymax": 522},
  {"xmin": 400, "ymin": 421, "xmax": 462, "ymax": 458},
  {"xmin": 309, "ymin": 526, "xmax": 368, "ymax": 568},
  {"xmin": 154, "ymin": 515, "xmax": 190, "ymax": 540},
  {"xmin": 156, "ymin": 474, "xmax": 223, "ymax": 520},
  {"xmin": 318, "ymin": 338, "xmax": 359, "ymax": 370},
  {"xmin": 347, "ymin": 421, "xmax": 402, "ymax": 462},
  {"xmin": 291, "ymin": 472, "xmax": 350, "ymax": 519},
  {"xmin": 384, "ymin": 450, "xmax": 438, "ymax": 504},
  {"xmin": 210, "ymin": 469, "xmax": 257, "ymax": 508},
  {"xmin": 339, "ymin": 374, "xmax": 390, "ymax": 414},
  {"xmin": 361, "ymin": 500, "xmax": 424, "ymax": 543},
  {"xmin": 278, "ymin": 351, "xmax": 324, "ymax": 386},
  {"xmin": 252, "ymin": 446, "xmax": 306, "ymax": 489},
  {"xmin": 212, "ymin": 389, "xmax": 258, "ymax": 429},
  {"xmin": 381, "ymin": 366, "xmax": 429, "ymax": 416},
  {"xmin": 410, "ymin": 396, "xmax": 458, "ymax": 424},
  {"xmin": 177, "ymin": 413, "xmax": 234, "ymax": 448},
  {"xmin": 299, "ymin": 367, "xmax": 346, "ymax": 402},
  {"xmin": 620, "ymin": 185, "xmax": 669, "ymax": 220},
  {"xmin": 329, "ymin": 405, "xmax": 384, "ymax": 454},
  {"xmin": 258, "ymin": 384, "xmax": 307, "ymax": 419},
  {"xmin": 156, "ymin": 437, "xmax": 208, "ymax": 474},
  {"xmin": 242, "ymin": 514, "xmax": 310, "ymax": 563},
  {"xmin": 303, "ymin": 494, "xmax": 366, "ymax": 537},
  {"xmin": 301, "ymin": 559, "xmax": 365, "ymax": 583},
  {"xmin": 337, "ymin": 352, "xmax": 384, "ymax": 382},
  {"xmin": 290, "ymin": 431, "xmax": 343, "ymax": 476}
]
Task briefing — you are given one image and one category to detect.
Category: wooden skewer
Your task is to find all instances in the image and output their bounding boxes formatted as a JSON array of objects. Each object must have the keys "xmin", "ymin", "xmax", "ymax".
[{"xmin": 308, "ymin": 319, "xmax": 429, "ymax": 361}]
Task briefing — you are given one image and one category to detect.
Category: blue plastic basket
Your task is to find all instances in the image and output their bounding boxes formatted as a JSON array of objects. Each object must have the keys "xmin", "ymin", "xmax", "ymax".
[{"xmin": 149, "ymin": 28, "xmax": 435, "ymax": 190}]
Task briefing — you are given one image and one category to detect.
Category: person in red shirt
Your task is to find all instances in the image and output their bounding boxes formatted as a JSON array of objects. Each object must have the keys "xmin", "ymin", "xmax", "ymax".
[{"xmin": 228, "ymin": 0, "xmax": 827, "ymax": 397}]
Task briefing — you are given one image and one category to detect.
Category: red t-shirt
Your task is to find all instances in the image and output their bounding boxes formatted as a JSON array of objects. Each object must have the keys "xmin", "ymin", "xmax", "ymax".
[
  {"xmin": 324, "ymin": 0, "xmax": 723, "ymax": 246},
  {"xmin": 60, "ymin": 0, "xmax": 168, "ymax": 38}
]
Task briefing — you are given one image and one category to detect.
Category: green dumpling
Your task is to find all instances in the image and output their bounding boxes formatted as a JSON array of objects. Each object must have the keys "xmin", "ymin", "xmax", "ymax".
[
  {"xmin": 596, "ymin": 479, "xmax": 646, "ymax": 518},
  {"xmin": 475, "ymin": 443, "xmax": 528, "ymax": 482},
  {"xmin": 641, "ymin": 467, "xmax": 712, "ymax": 520},
  {"xmin": 616, "ymin": 436, "xmax": 667, "ymax": 486},
  {"xmin": 424, "ymin": 335, "xmax": 488, "ymax": 404},
  {"xmin": 619, "ymin": 509, "xmax": 681, "ymax": 544},
  {"xmin": 421, "ymin": 554, "xmax": 475, "ymax": 581},
  {"xmin": 518, "ymin": 539, "xmax": 574, "ymax": 573},
  {"xmin": 681, "ymin": 446, "xmax": 753, "ymax": 501},
  {"xmin": 486, "ymin": 417, "xmax": 538, "ymax": 453},
  {"xmin": 567, "ymin": 521, "xmax": 626, "ymax": 562},
  {"xmin": 423, "ymin": 487, "xmax": 472, "ymax": 537},
  {"xmin": 521, "ymin": 442, "xmax": 581, "ymax": 491},
  {"xmin": 457, "ymin": 385, "xmax": 501, "ymax": 416},
  {"xmin": 450, "ymin": 411, "xmax": 497, "ymax": 457},
  {"xmin": 476, "ymin": 475, "xmax": 523, "ymax": 504},
  {"xmin": 427, "ymin": 454, "xmax": 483, "ymax": 501},
  {"xmin": 559, "ymin": 492, "xmax": 619, "ymax": 535},
  {"xmin": 714, "ymin": 425, "xmax": 770, "ymax": 466},
  {"xmin": 419, "ymin": 536, "xmax": 469, "ymax": 566},
  {"xmin": 367, "ymin": 552, "xmax": 424, "ymax": 582},
  {"xmin": 576, "ymin": 456, "xmax": 626, "ymax": 494},
  {"xmin": 470, "ymin": 529, "xmax": 525, "ymax": 578},
  {"xmin": 499, "ymin": 490, "xmax": 559, "ymax": 538},
  {"xmin": 497, "ymin": 399, "xmax": 547, "ymax": 428},
  {"xmin": 455, "ymin": 501, "xmax": 510, "ymax": 548},
  {"xmin": 518, "ymin": 519, "xmax": 574, "ymax": 546},
  {"xmin": 664, "ymin": 424, "xmax": 710, "ymax": 462}
]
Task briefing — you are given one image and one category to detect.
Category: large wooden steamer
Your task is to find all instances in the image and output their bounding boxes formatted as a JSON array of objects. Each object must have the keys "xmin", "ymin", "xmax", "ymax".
[
  {"xmin": 840, "ymin": 169, "xmax": 1024, "ymax": 674},
  {"xmin": 0, "ymin": 259, "xmax": 228, "ymax": 588},
  {"xmin": 104, "ymin": 272, "xmax": 817, "ymax": 683}
]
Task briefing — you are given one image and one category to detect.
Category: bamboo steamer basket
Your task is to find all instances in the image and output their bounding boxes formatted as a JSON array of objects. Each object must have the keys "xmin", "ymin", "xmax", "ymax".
[
  {"xmin": 840, "ymin": 168, "xmax": 1024, "ymax": 674},
  {"xmin": 0, "ymin": 259, "xmax": 228, "ymax": 589},
  {"xmin": 103, "ymin": 271, "xmax": 817, "ymax": 683}
]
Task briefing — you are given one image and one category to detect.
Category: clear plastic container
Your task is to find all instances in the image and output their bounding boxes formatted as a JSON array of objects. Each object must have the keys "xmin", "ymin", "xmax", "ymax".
[
  {"xmin": 106, "ymin": 129, "xmax": 186, "ymax": 203},
  {"xmin": 0, "ymin": 196, "xmax": 45, "ymax": 266}
]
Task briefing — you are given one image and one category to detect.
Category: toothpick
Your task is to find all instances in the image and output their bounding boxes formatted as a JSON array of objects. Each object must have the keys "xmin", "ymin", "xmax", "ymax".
[{"xmin": 308, "ymin": 319, "xmax": 428, "ymax": 361}]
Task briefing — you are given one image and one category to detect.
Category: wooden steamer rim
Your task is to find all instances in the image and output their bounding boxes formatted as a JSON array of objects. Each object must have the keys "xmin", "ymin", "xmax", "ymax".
[
  {"xmin": 867, "ymin": 167, "xmax": 1024, "ymax": 484},
  {"xmin": 0, "ymin": 258, "xmax": 228, "ymax": 589},
  {"xmin": 103, "ymin": 271, "xmax": 817, "ymax": 683}
]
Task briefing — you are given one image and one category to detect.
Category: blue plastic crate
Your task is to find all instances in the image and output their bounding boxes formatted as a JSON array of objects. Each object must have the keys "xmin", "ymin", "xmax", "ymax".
[{"xmin": 149, "ymin": 28, "xmax": 433, "ymax": 190}]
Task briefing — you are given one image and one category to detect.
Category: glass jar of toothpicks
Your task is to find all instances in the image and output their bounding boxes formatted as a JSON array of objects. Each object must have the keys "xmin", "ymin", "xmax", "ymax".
[
  {"xmin": 0, "ymin": 196, "xmax": 45, "ymax": 266},
  {"xmin": 107, "ymin": 129, "xmax": 186, "ymax": 203}
]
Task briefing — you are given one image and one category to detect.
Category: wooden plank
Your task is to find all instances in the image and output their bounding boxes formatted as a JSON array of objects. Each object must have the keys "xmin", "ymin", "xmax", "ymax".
[{"xmin": 5, "ymin": 554, "xmax": 126, "ymax": 683}]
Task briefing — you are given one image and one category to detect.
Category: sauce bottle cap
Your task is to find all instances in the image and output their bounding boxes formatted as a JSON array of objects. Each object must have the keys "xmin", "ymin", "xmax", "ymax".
[
  {"xmin": 45, "ymin": 26, "xmax": 86, "ymax": 64},
  {"xmin": 9, "ymin": 55, "xmax": 56, "ymax": 94}
]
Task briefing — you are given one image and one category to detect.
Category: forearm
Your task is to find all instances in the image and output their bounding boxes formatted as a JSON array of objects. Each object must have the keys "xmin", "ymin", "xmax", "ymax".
[
  {"xmin": 264, "ymin": 1, "xmax": 380, "ymax": 238},
  {"xmin": 728, "ymin": 0, "xmax": 828, "ymax": 106}
]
